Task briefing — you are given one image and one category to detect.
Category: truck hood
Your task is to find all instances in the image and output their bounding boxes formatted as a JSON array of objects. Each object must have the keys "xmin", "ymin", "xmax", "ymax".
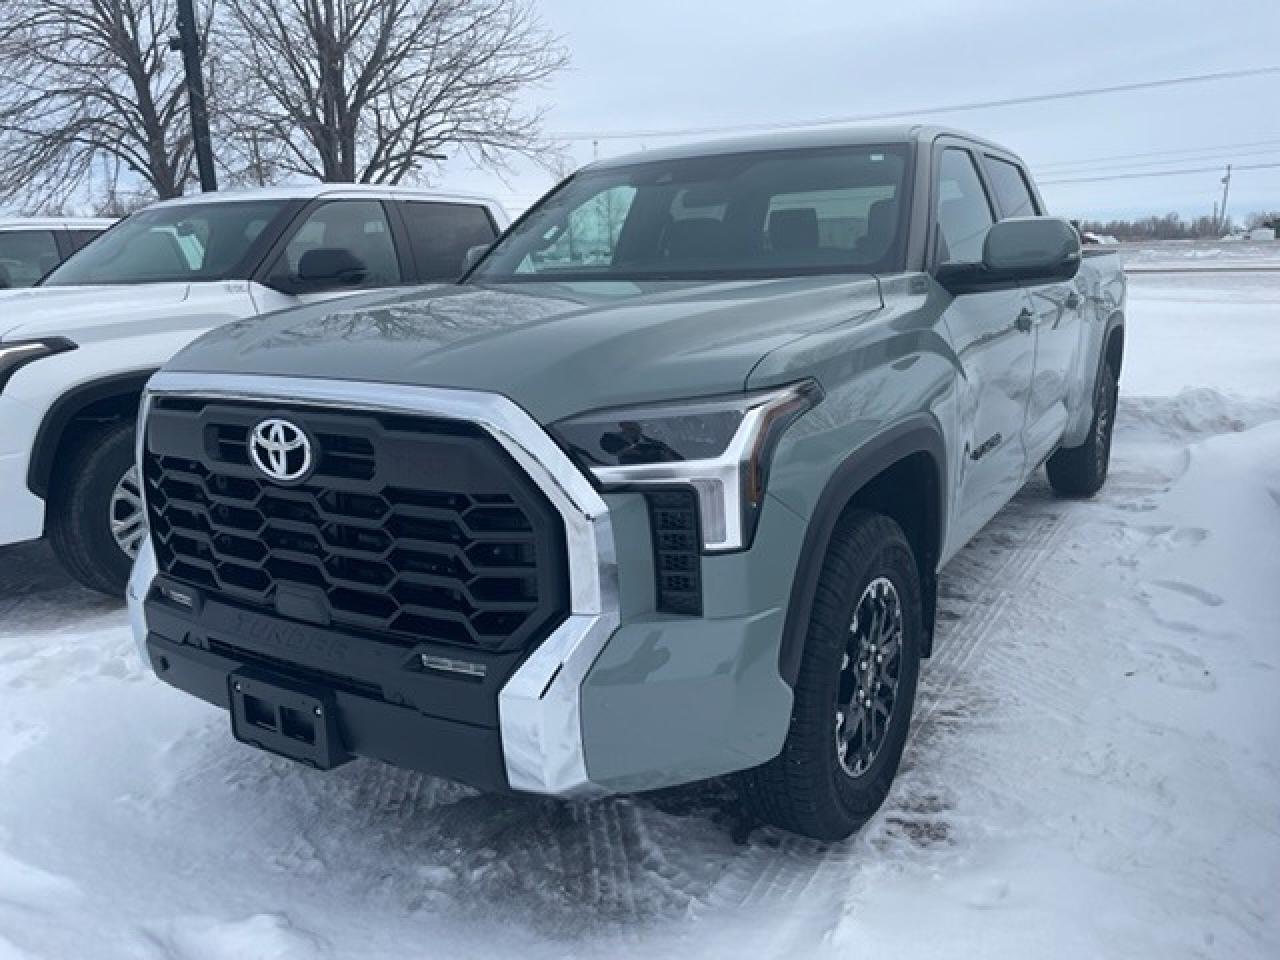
[
  {"xmin": 166, "ymin": 277, "xmax": 883, "ymax": 423},
  {"xmin": 0, "ymin": 283, "xmax": 228, "ymax": 343}
]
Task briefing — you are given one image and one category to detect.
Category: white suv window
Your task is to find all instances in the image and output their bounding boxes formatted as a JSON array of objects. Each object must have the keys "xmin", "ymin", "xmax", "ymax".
[
  {"xmin": 268, "ymin": 200, "xmax": 402, "ymax": 289},
  {"xmin": 0, "ymin": 230, "xmax": 60, "ymax": 288}
]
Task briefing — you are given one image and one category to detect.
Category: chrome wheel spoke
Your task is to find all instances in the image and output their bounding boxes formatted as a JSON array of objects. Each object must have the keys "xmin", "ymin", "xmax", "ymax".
[{"xmin": 109, "ymin": 466, "xmax": 146, "ymax": 559}]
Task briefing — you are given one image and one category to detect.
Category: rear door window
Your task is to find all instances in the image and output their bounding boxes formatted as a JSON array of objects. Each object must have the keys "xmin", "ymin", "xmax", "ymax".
[
  {"xmin": 984, "ymin": 156, "xmax": 1041, "ymax": 219},
  {"xmin": 399, "ymin": 201, "xmax": 498, "ymax": 281},
  {"xmin": 0, "ymin": 230, "xmax": 61, "ymax": 287},
  {"xmin": 68, "ymin": 229, "xmax": 106, "ymax": 251}
]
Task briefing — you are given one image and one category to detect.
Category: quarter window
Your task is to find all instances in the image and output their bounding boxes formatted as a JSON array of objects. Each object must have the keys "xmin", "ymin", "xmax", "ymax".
[
  {"xmin": 985, "ymin": 156, "xmax": 1040, "ymax": 219},
  {"xmin": 935, "ymin": 149, "xmax": 995, "ymax": 264}
]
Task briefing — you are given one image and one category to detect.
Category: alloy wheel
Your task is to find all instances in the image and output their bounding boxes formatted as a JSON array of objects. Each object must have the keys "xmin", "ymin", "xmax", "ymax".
[
  {"xmin": 835, "ymin": 576, "xmax": 904, "ymax": 778},
  {"xmin": 110, "ymin": 466, "xmax": 146, "ymax": 558}
]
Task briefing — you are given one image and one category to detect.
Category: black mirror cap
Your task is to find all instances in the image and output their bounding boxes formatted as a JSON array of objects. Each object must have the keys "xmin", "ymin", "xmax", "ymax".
[
  {"xmin": 286, "ymin": 247, "xmax": 369, "ymax": 294},
  {"xmin": 937, "ymin": 217, "xmax": 1082, "ymax": 294}
]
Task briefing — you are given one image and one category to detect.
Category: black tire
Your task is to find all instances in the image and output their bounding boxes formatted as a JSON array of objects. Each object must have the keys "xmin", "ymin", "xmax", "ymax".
[
  {"xmin": 1046, "ymin": 361, "xmax": 1118, "ymax": 499},
  {"xmin": 736, "ymin": 510, "xmax": 922, "ymax": 842},
  {"xmin": 47, "ymin": 420, "xmax": 140, "ymax": 598}
]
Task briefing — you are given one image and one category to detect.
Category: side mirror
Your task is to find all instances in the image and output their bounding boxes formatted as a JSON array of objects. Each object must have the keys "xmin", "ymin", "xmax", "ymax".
[
  {"xmin": 936, "ymin": 217, "xmax": 1081, "ymax": 294},
  {"xmin": 281, "ymin": 248, "xmax": 369, "ymax": 295},
  {"xmin": 462, "ymin": 243, "xmax": 492, "ymax": 272}
]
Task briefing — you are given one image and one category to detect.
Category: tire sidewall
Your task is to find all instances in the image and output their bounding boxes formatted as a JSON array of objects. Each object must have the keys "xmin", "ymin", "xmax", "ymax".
[
  {"xmin": 1095, "ymin": 363, "xmax": 1119, "ymax": 478},
  {"xmin": 52, "ymin": 423, "xmax": 138, "ymax": 594},
  {"xmin": 800, "ymin": 516, "xmax": 923, "ymax": 833}
]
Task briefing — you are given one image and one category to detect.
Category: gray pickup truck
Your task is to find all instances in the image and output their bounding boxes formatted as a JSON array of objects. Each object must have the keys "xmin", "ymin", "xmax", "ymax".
[{"xmin": 128, "ymin": 125, "xmax": 1125, "ymax": 841}]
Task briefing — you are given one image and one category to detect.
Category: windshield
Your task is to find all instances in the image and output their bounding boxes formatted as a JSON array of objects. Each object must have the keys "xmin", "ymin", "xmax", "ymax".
[
  {"xmin": 471, "ymin": 144, "xmax": 911, "ymax": 283},
  {"xmin": 42, "ymin": 200, "xmax": 292, "ymax": 286}
]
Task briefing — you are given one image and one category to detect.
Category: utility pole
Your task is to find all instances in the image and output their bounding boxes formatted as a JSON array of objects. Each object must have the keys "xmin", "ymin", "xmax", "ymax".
[
  {"xmin": 1218, "ymin": 164, "xmax": 1232, "ymax": 234},
  {"xmin": 171, "ymin": 0, "xmax": 218, "ymax": 193}
]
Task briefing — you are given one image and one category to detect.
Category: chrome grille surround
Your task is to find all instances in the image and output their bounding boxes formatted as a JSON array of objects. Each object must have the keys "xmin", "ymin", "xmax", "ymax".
[{"xmin": 129, "ymin": 371, "xmax": 619, "ymax": 796}]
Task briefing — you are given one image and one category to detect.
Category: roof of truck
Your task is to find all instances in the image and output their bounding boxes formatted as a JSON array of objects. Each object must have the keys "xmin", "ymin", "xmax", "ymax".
[
  {"xmin": 144, "ymin": 183, "xmax": 503, "ymax": 210},
  {"xmin": 587, "ymin": 124, "xmax": 1018, "ymax": 169},
  {"xmin": 0, "ymin": 217, "xmax": 117, "ymax": 231}
]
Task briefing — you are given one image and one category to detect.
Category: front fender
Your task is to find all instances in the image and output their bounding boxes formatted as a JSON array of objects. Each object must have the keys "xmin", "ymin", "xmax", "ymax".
[{"xmin": 775, "ymin": 414, "xmax": 948, "ymax": 686}]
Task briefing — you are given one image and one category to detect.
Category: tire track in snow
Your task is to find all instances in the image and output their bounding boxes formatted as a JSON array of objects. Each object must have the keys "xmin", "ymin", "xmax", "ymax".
[
  {"xmin": 914, "ymin": 511, "xmax": 1068, "ymax": 735},
  {"xmin": 698, "ymin": 502, "xmax": 1076, "ymax": 928}
]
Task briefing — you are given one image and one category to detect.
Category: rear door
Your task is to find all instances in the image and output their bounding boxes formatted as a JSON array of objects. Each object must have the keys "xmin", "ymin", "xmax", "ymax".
[
  {"xmin": 982, "ymin": 153, "xmax": 1083, "ymax": 465},
  {"xmin": 932, "ymin": 144, "xmax": 1036, "ymax": 549}
]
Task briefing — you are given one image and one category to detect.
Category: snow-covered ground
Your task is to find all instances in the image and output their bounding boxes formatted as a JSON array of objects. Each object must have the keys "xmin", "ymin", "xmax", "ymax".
[
  {"xmin": 2, "ymin": 267, "xmax": 1279, "ymax": 959},
  {"xmin": 1121, "ymin": 241, "xmax": 1280, "ymax": 269}
]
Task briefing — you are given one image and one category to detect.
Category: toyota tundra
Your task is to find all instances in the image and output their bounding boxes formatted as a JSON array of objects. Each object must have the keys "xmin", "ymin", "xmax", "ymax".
[{"xmin": 128, "ymin": 126, "xmax": 1125, "ymax": 841}]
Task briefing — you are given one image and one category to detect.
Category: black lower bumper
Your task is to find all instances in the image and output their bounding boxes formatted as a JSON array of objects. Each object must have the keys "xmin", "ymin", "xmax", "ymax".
[{"xmin": 146, "ymin": 629, "xmax": 512, "ymax": 793}]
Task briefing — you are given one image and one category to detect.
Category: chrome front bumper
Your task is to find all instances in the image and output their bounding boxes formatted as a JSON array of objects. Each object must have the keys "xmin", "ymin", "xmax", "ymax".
[{"xmin": 127, "ymin": 371, "xmax": 619, "ymax": 797}]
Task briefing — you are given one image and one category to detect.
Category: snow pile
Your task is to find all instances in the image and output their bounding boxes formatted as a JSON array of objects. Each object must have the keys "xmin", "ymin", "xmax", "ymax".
[{"xmin": 1, "ymin": 266, "xmax": 1279, "ymax": 958}]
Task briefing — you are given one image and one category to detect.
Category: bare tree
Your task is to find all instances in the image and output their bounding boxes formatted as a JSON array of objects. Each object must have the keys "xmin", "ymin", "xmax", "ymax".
[
  {"xmin": 220, "ymin": 0, "xmax": 567, "ymax": 185},
  {"xmin": 0, "ymin": 0, "xmax": 216, "ymax": 209}
]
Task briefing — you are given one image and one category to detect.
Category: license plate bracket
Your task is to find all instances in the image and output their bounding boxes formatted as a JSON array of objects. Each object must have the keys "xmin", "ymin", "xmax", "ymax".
[{"xmin": 228, "ymin": 668, "xmax": 351, "ymax": 770}]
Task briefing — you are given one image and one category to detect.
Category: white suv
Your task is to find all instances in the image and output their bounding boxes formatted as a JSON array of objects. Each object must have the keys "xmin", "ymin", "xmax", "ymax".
[
  {"xmin": 0, "ymin": 217, "xmax": 116, "ymax": 288},
  {"xmin": 0, "ymin": 185, "xmax": 508, "ymax": 595}
]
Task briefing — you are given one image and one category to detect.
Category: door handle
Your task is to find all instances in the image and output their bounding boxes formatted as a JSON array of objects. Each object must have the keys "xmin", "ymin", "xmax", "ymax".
[
  {"xmin": 1065, "ymin": 292, "xmax": 1082, "ymax": 310},
  {"xmin": 1015, "ymin": 307, "xmax": 1035, "ymax": 333}
]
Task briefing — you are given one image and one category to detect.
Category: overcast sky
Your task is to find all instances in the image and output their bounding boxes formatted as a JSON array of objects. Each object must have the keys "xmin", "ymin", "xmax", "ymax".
[{"xmin": 446, "ymin": 0, "xmax": 1280, "ymax": 224}]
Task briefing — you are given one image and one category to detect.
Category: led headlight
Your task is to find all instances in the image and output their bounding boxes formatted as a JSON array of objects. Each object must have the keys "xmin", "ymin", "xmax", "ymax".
[
  {"xmin": 0, "ymin": 337, "xmax": 77, "ymax": 393},
  {"xmin": 552, "ymin": 381, "xmax": 822, "ymax": 551}
]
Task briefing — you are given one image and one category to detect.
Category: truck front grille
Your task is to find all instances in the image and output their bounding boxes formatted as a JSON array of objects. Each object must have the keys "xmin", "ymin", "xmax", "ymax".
[{"xmin": 142, "ymin": 398, "xmax": 569, "ymax": 654}]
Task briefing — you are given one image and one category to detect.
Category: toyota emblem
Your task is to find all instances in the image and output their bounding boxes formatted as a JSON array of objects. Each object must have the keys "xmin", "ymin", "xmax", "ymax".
[{"xmin": 249, "ymin": 418, "xmax": 313, "ymax": 484}]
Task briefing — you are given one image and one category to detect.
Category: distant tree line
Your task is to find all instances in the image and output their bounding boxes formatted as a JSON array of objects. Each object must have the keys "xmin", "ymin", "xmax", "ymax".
[
  {"xmin": 0, "ymin": 0, "xmax": 567, "ymax": 212},
  {"xmin": 1079, "ymin": 211, "xmax": 1280, "ymax": 241}
]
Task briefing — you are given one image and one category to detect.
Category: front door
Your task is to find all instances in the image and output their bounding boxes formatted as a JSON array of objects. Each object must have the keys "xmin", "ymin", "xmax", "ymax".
[
  {"xmin": 932, "ymin": 146, "xmax": 1036, "ymax": 551},
  {"xmin": 251, "ymin": 198, "xmax": 408, "ymax": 314}
]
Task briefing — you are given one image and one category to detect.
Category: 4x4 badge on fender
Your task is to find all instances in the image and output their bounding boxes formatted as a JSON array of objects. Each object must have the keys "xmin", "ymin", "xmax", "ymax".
[{"xmin": 249, "ymin": 418, "xmax": 313, "ymax": 483}]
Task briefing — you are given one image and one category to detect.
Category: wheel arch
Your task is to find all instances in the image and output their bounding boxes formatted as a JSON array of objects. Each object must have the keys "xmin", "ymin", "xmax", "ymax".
[
  {"xmin": 27, "ymin": 370, "xmax": 158, "ymax": 500},
  {"xmin": 778, "ymin": 414, "xmax": 947, "ymax": 687}
]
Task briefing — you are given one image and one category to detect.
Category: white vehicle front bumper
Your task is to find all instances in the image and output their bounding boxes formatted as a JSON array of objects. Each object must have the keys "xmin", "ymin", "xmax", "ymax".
[{"xmin": 0, "ymin": 394, "xmax": 47, "ymax": 546}]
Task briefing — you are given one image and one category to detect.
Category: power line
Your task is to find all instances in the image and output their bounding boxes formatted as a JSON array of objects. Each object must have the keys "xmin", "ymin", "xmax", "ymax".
[
  {"xmin": 551, "ymin": 65, "xmax": 1280, "ymax": 142},
  {"xmin": 1031, "ymin": 137, "xmax": 1280, "ymax": 171},
  {"xmin": 1032, "ymin": 147, "xmax": 1280, "ymax": 177},
  {"xmin": 1039, "ymin": 160, "xmax": 1280, "ymax": 186}
]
